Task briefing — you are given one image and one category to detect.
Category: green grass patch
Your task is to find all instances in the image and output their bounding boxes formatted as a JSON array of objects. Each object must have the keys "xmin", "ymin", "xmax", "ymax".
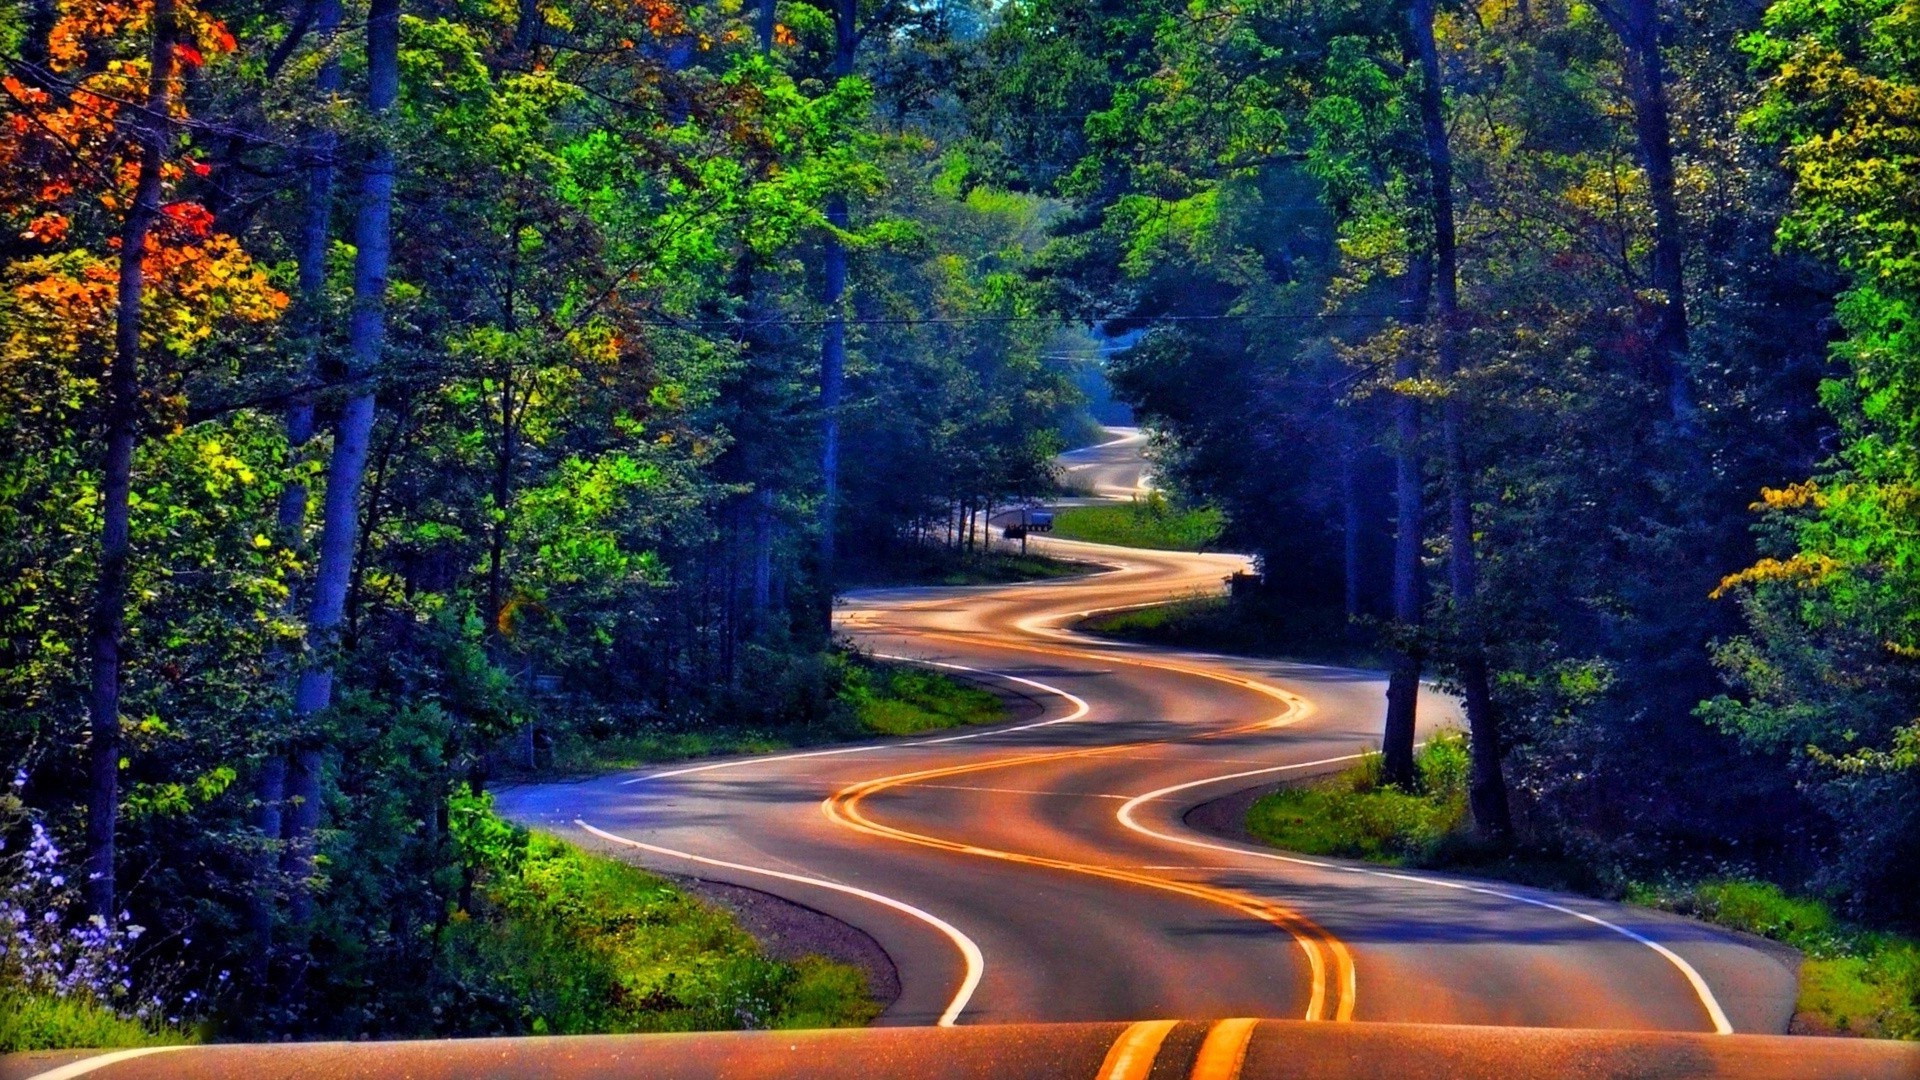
[
  {"xmin": 1245, "ymin": 734, "xmax": 1471, "ymax": 863},
  {"xmin": 544, "ymin": 727, "xmax": 795, "ymax": 774},
  {"xmin": 1245, "ymin": 745, "xmax": 1920, "ymax": 1040},
  {"xmin": 0, "ymin": 990, "xmax": 193, "ymax": 1054},
  {"xmin": 444, "ymin": 796, "xmax": 880, "ymax": 1035},
  {"xmin": 841, "ymin": 546, "xmax": 1093, "ymax": 589},
  {"xmin": 837, "ymin": 657, "xmax": 1006, "ymax": 736},
  {"xmin": 1051, "ymin": 495, "xmax": 1224, "ymax": 551},
  {"xmin": 1081, "ymin": 596, "xmax": 1386, "ymax": 669},
  {"xmin": 1628, "ymin": 879, "xmax": 1920, "ymax": 1039}
]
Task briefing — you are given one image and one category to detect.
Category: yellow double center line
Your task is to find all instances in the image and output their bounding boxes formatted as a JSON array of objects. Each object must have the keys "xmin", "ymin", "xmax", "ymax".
[{"xmin": 821, "ymin": 632, "xmax": 1357, "ymax": 1023}]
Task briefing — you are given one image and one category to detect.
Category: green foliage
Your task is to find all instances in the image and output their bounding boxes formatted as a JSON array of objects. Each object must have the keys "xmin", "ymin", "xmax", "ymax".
[
  {"xmin": 1245, "ymin": 734, "xmax": 1472, "ymax": 864},
  {"xmin": 834, "ymin": 657, "xmax": 1006, "ymax": 737},
  {"xmin": 0, "ymin": 991, "xmax": 194, "ymax": 1054},
  {"xmin": 1632, "ymin": 880, "xmax": 1920, "ymax": 1039},
  {"xmin": 1050, "ymin": 496, "xmax": 1224, "ymax": 551},
  {"xmin": 1081, "ymin": 595, "xmax": 1386, "ymax": 669},
  {"xmin": 439, "ymin": 795, "xmax": 878, "ymax": 1035}
]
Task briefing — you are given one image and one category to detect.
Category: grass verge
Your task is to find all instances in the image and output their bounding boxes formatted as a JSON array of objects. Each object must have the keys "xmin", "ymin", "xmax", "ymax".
[
  {"xmin": 0, "ymin": 991, "xmax": 193, "ymax": 1054},
  {"xmin": 444, "ymin": 796, "xmax": 881, "ymax": 1035},
  {"xmin": 1243, "ymin": 738, "xmax": 1920, "ymax": 1039},
  {"xmin": 1627, "ymin": 880, "xmax": 1920, "ymax": 1039},
  {"xmin": 533, "ymin": 652, "xmax": 1007, "ymax": 776},
  {"xmin": 840, "ymin": 546, "xmax": 1093, "ymax": 589},
  {"xmin": 1051, "ymin": 495, "xmax": 1224, "ymax": 551},
  {"xmin": 837, "ymin": 658, "xmax": 1006, "ymax": 736},
  {"xmin": 1080, "ymin": 596, "xmax": 1385, "ymax": 669}
]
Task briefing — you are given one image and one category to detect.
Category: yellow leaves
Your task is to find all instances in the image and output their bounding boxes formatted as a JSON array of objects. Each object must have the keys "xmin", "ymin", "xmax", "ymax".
[
  {"xmin": 1754, "ymin": 481, "xmax": 1827, "ymax": 511},
  {"xmin": 1711, "ymin": 553, "xmax": 1842, "ymax": 599}
]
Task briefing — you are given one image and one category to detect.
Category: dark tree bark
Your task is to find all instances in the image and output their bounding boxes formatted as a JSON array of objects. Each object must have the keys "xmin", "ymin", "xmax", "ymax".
[
  {"xmin": 816, "ymin": 0, "xmax": 856, "ymax": 629},
  {"xmin": 86, "ymin": 0, "xmax": 180, "ymax": 920},
  {"xmin": 1380, "ymin": 253, "xmax": 1431, "ymax": 790},
  {"xmin": 1596, "ymin": 0, "xmax": 1695, "ymax": 426},
  {"xmin": 252, "ymin": 0, "xmax": 343, "ymax": 976},
  {"xmin": 283, "ymin": 0, "xmax": 401, "ymax": 942},
  {"xmin": 1411, "ymin": 0, "xmax": 1512, "ymax": 838}
]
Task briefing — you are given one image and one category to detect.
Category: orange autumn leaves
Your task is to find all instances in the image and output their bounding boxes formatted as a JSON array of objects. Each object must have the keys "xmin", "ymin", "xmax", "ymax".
[{"xmin": 1, "ymin": 0, "xmax": 282, "ymax": 380}]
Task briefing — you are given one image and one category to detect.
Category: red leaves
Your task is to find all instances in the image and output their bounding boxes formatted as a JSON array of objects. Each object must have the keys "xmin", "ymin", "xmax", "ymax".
[
  {"xmin": 174, "ymin": 42, "xmax": 206, "ymax": 68},
  {"xmin": 160, "ymin": 202, "xmax": 214, "ymax": 238}
]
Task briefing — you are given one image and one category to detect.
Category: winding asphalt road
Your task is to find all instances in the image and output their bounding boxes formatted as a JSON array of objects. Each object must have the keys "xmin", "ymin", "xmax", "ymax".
[
  {"xmin": 21, "ymin": 430, "xmax": 1913, "ymax": 1079},
  {"xmin": 497, "ymin": 430, "xmax": 1800, "ymax": 1035}
]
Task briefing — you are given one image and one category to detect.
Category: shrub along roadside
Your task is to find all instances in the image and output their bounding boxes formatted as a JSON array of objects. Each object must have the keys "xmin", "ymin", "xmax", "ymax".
[
  {"xmin": 442, "ymin": 793, "xmax": 880, "ymax": 1035},
  {"xmin": 1243, "ymin": 741, "xmax": 1920, "ymax": 1039}
]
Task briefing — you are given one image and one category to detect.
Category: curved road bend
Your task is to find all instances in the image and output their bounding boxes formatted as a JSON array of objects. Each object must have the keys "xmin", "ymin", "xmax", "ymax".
[{"xmin": 490, "ymin": 429, "xmax": 1801, "ymax": 1036}]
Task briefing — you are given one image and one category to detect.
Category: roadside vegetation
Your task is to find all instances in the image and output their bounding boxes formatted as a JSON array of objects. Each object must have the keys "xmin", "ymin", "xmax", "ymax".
[
  {"xmin": 0, "ymin": 993, "xmax": 193, "ymax": 1055},
  {"xmin": 440, "ymin": 795, "xmax": 880, "ymax": 1036},
  {"xmin": 1051, "ymin": 495, "xmax": 1225, "ymax": 551},
  {"xmin": 1081, "ymin": 595, "xmax": 1385, "ymax": 669},
  {"xmin": 1244, "ymin": 737, "xmax": 1920, "ymax": 1039},
  {"xmin": 530, "ymin": 651, "xmax": 1007, "ymax": 776},
  {"xmin": 840, "ymin": 545, "xmax": 1094, "ymax": 590}
]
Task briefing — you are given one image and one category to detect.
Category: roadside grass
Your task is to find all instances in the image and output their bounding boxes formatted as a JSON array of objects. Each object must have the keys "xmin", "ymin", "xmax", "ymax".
[
  {"xmin": 839, "ymin": 545, "xmax": 1093, "ymax": 589},
  {"xmin": 0, "ymin": 991, "xmax": 194, "ymax": 1054},
  {"xmin": 1080, "ymin": 596, "xmax": 1387, "ymax": 669},
  {"xmin": 1243, "ymin": 740, "xmax": 1920, "ymax": 1040},
  {"xmin": 1627, "ymin": 880, "xmax": 1920, "ymax": 1039},
  {"xmin": 1051, "ymin": 495, "xmax": 1224, "ymax": 551},
  {"xmin": 838, "ymin": 659, "xmax": 1006, "ymax": 736},
  {"xmin": 444, "ymin": 797, "xmax": 881, "ymax": 1035},
  {"xmin": 1245, "ymin": 734, "xmax": 1471, "ymax": 863},
  {"xmin": 530, "ymin": 652, "xmax": 1007, "ymax": 777}
]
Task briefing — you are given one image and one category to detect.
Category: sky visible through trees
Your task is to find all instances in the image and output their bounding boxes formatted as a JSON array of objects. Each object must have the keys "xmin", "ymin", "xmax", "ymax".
[{"xmin": 1, "ymin": 0, "xmax": 1918, "ymax": 1044}]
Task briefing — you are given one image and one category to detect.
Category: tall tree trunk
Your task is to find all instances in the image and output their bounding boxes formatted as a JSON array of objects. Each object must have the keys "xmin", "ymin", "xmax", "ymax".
[
  {"xmin": 1599, "ymin": 0, "xmax": 1695, "ymax": 426},
  {"xmin": 1412, "ymin": 0, "xmax": 1512, "ymax": 838},
  {"xmin": 253, "ymin": 0, "xmax": 342, "ymax": 977},
  {"xmin": 759, "ymin": 0, "xmax": 776, "ymax": 52},
  {"xmin": 1339, "ymin": 429, "xmax": 1361, "ymax": 628},
  {"xmin": 86, "ymin": 0, "xmax": 179, "ymax": 920},
  {"xmin": 284, "ymin": 0, "xmax": 401, "ymax": 945},
  {"xmin": 816, "ymin": 0, "xmax": 856, "ymax": 629},
  {"xmin": 1381, "ymin": 253, "xmax": 1431, "ymax": 790}
]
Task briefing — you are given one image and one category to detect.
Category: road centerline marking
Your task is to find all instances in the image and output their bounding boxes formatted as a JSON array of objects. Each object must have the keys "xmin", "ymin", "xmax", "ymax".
[
  {"xmin": 1096, "ymin": 1019, "xmax": 1180, "ymax": 1080},
  {"xmin": 1188, "ymin": 1017, "xmax": 1260, "ymax": 1080},
  {"xmin": 819, "ymin": 654, "xmax": 1356, "ymax": 1023}
]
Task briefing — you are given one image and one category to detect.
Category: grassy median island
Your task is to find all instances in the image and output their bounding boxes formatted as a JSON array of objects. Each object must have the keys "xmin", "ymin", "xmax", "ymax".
[
  {"xmin": 840, "ymin": 544, "xmax": 1093, "ymax": 589},
  {"xmin": 1050, "ymin": 495, "xmax": 1224, "ymax": 551},
  {"xmin": 1243, "ymin": 738, "xmax": 1920, "ymax": 1039},
  {"xmin": 442, "ymin": 796, "xmax": 880, "ymax": 1035}
]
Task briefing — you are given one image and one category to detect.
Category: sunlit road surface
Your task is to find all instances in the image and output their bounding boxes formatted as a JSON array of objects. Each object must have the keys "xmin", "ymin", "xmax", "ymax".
[
  {"xmin": 16, "ymin": 433, "xmax": 1918, "ymax": 1078},
  {"xmin": 1054, "ymin": 426, "xmax": 1153, "ymax": 501}
]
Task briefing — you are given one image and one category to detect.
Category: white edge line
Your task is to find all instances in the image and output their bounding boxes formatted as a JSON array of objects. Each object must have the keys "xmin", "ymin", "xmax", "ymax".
[
  {"xmin": 1114, "ymin": 763, "xmax": 1737, "ymax": 1035},
  {"xmin": 617, "ymin": 656, "xmax": 1091, "ymax": 785},
  {"xmin": 575, "ymin": 819, "xmax": 983, "ymax": 1027},
  {"xmin": 22, "ymin": 1046, "xmax": 195, "ymax": 1080}
]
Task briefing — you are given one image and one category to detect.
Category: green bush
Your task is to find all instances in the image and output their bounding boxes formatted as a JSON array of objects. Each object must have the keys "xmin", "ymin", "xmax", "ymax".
[{"xmin": 0, "ymin": 991, "xmax": 191, "ymax": 1054}]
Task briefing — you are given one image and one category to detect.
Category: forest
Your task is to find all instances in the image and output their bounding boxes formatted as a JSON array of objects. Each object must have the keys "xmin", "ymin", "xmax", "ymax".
[{"xmin": 2, "ymin": 0, "xmax": 1917, "ymax": 1049}]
